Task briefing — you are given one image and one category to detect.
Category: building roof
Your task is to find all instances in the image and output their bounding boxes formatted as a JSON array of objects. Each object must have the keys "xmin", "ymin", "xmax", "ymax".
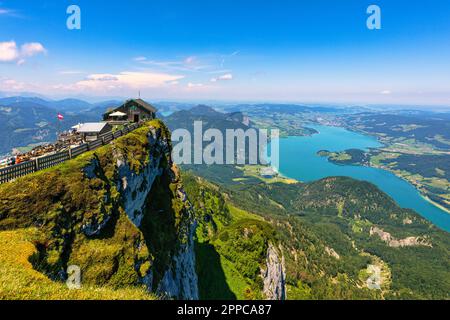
[
  {"xmin": 104, "ymin": 98, "xmax": 157, "ymax": 117},
  {"xmin": 77, "ymin": 122, "xmax": 110, "ymax": 133},
  {"xmin": 132, "ymin": 99, "xmax": 157, "ymax": 113}
]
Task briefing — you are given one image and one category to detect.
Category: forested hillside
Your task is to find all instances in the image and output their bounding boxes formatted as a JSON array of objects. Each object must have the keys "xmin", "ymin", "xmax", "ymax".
[{"xmin": 184, "ymin": 165, "xmax": 450, "ymax": 299}]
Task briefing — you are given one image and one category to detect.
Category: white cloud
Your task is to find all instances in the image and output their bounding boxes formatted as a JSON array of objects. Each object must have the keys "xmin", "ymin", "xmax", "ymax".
[
  {"xmin": 133, "ymin": 56, "xmax": 147, "ymax": 62},
  {"xmin": 219, "ymin": 73, "xmax": 233, "ymax": 80},
  {"xmin": 0, "ymin": 78, "xmax": 26, "ymax": 91},
  {"xmin": 184, "ymin": 56, "xmax": 196, "ymax": 64},
  {"xmin": 74, "ymin": 71, "xmax": 185, "ymax": 91},
  {"xmin": 0, "ymin": 7, "xmax": 23, "ymax": 18},
  {"xmin": 21, "ymin": 42, "xmax": 46, "ymax": 57},
  {"xmin": 380, "ymin": 90, "xmax": 392, "ymax": 95},
  {"xmin": 187, "ymin": 82, "xmax": 204, "ymax": 88},
  {"xmin": 59, "ymin": 70, "xmax": 84, "ymax": 75},
  {"xmin": 0, "ymin": 41, "xmax": 19, "ymax": 62},
  {"xmin": 0, "ymin": 8, "xmax": 13, "ymax": 15},
  {"xmin": 0, "ymin": 41, "xmax": 47, "ymax": 64},
  {"xmin": 211, "ymin": 73, "xmax": 233, "ymax": 82}
]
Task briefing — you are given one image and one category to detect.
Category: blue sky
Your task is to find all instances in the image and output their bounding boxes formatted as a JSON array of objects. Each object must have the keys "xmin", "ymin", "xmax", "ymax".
[{"xmin": 1, "ymin": 0, "xmax": 450, "ymax": 105}]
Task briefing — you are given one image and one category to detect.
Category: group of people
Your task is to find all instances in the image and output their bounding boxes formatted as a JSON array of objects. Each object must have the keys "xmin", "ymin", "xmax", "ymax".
[
  {"xmin": 0, "ymin": 157, "xmax": 17, "ymax": 169},
  {"xmin": 0, "ymin": 130, "xmax": 84, "ymax": 170}
]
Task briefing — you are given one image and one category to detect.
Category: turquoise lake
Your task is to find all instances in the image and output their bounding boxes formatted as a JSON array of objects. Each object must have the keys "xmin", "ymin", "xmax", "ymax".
[
  {"xmin": 276, "ymin": 125, "xmax": 450, "ymax": 232},
  {"xmin": 160, "ymin": 111, "xmax": 174, "ymax": 117}
]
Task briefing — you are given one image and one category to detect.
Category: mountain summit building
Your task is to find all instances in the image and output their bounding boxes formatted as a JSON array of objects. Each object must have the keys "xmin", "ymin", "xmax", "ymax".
[{"xmin": 103, "ymin": 99, "xmax": 157, "ymax": 124}]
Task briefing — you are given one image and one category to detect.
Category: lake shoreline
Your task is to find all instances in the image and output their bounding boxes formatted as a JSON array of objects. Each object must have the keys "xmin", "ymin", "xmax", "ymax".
[
  {"xmin": 321, "ymin": 153, "xmax": 450, "ymax": 215},
  {"xmin": 278, "ymin": 125, "xmax": 450, "ymax": 231},
  {"xmin": 312, "ymin": 124, "xmax": 450, "ymax": 216},
  {"xmin": 422, "ymin": 195, "xmax": 450, "ymax": 215},
  {"xmin": 369, "ymin": 162, "xmax": 450, "ymax": 216}
]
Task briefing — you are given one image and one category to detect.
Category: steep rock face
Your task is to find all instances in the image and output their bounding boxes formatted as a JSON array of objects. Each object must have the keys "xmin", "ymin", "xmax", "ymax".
[
  {"xmin": 115, "ymin": 127, "xmax": 168, "ymax": 227},
  {"xmin": 83, "ymin": 122, "xmax": 199, "ymax": 299},
  {"xmin": 157, "ymin": 206, "xmax": 199, "ymax": 300},
  {"xmin": 261, "ymin": 243, "xmax": 286, "ymax": 300}
]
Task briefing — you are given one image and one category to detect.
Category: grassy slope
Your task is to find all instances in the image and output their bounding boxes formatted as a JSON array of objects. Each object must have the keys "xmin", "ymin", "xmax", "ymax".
[{"xmin": 0, "ymin": 228, "xmax": 154, "ymax": 300}]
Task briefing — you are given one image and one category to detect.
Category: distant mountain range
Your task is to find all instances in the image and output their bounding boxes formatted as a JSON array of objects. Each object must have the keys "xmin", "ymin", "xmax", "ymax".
[
  {"xmin": 0, "ymin": 96, "xmax": 121, "ymax": 113},
  {"xmin": 2, "ymin": 96, "xmax": 448, "ymax": 157},
  {"xmin": 0, "ymin": 96, "xmax": 122, "ymax": 155},
  {"xmin": 221, "ymin": 103, "xmax": 344, "ymax": 114},
  {"xmin": 164, "ymin": 105, "xmax": 250, "ymax": 132},
  {"xmin": 0, "ymin": 96, "xmax": 212, "ymax": 156}
]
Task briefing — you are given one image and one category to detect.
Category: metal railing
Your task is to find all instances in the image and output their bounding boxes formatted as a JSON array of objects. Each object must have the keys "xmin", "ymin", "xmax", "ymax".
[{"xmin": 0, "ymin": 122, "xmax": 144, "ymax": 185}]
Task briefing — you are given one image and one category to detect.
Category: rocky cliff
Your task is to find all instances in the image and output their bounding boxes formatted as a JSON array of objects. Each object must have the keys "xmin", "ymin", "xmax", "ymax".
[
  {"xmin": 261, "ymin": 243, "xmax": 286, "ymax": 300},
  {"xmin": 0, "ymin": 120, "xmax": 198, "ymax": 299}
]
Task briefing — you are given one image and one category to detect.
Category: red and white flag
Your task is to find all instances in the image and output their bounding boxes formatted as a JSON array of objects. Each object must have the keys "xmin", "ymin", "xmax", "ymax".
[{"xmin": 57, "ymin": 113, "xmax": 64, "ymax": 120}]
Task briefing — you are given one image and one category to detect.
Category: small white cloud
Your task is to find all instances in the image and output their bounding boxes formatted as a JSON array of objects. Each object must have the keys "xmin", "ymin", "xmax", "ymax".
[
  {"xmin": 0, "ymin": 8, "xmax": 11, "ymax": 15},
  {"xmin": 219, "ymin": 73, "xmax": 233, "ymax": 80},
  {"xmin": 211, "ymin": 73, "xmax": 233, "ymax": 82},
  {"xmin": 0, "ymin": 8, "xmax": 17, "ymax": 16},
  {"xmin": 187, "ymin": 82, "xmax": 203, "ymax": 88},
  {"xmin": 380, "ymin": 90, "xmax": 392, "ymax": 95},
  {"xmin": 20, "ymin": 42, "xmax": 46, "ymax": 57},
  {"xmin": 0, "ymin": 78, "xmax": 25, "ymax": 91},
  {"xmin": 0, "ymin": 41, "xmax": 19, "ymax": 62},
  {"xmin": 0, "ymin": 41, "xmax": 47, "ymax": 64},
  {"xmin": 86, "ymin": 74, "xmax": 119, "ymax": 82},
  {"xmin": 133, "ymin": 56, "xmax": 147, "ymax": 62},
  {"xmin": 184, "ymin": 56, "xmax": 196, "ymax": 64},
  {"xmin": 59, "ymin": 70, "xmax": 84, "ymax": 75}
]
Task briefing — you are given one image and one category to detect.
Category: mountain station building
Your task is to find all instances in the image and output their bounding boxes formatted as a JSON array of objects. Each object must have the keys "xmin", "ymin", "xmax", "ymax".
[
  {"xmin": 77, "ymin": 122, "xmax": 112, "ymax": 142},
  {"xmin": 103, "ymin": 99, "xmax": 157, "ymax": 124}
]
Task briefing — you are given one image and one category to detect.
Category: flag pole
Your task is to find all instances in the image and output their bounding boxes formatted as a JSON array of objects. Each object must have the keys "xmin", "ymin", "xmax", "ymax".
[{"xmin": 57, "ymin": 113, "xmax": 64, "ymax": 142}]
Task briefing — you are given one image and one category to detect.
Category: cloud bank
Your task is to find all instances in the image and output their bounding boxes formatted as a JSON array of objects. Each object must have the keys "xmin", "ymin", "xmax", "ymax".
[{"xmin": 69, "ymin": 71, "xmax": 185, "ymax": 92}]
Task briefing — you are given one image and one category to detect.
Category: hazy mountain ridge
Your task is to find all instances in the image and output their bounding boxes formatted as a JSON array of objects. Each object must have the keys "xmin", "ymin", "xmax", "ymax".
[{"xmin": 0, "ymin": 97, "xmax": 122, "ymax": 155}]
